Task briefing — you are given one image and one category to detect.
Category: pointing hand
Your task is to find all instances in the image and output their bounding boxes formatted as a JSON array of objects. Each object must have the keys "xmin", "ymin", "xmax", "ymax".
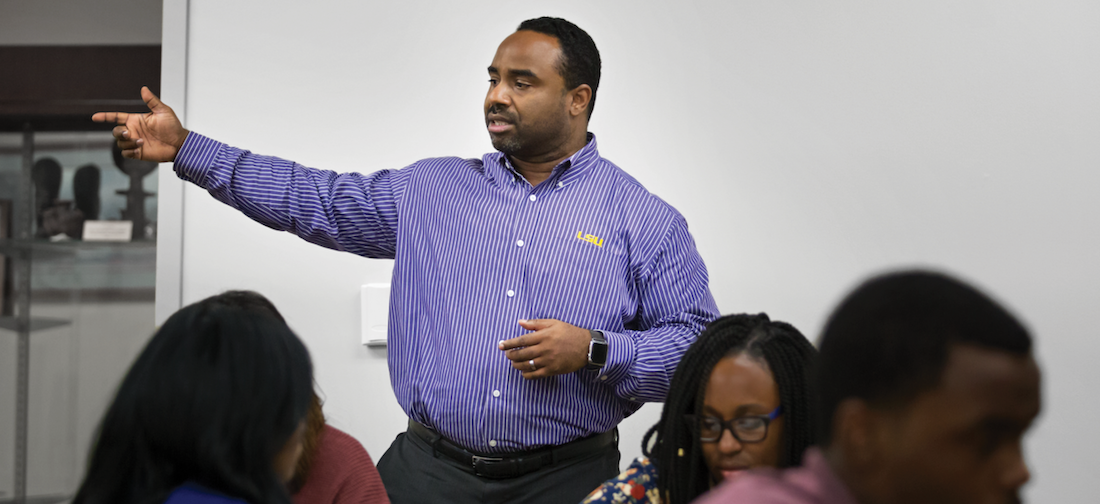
[{"xmin": 92, "ymin": 86, "xmax": 189, "ymax": 162}]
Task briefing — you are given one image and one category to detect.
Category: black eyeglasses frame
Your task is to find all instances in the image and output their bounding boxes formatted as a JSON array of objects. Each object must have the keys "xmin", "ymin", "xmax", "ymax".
[{"xmin": 684, "ymin": 405, "xmax": 783, "ymax": 444}]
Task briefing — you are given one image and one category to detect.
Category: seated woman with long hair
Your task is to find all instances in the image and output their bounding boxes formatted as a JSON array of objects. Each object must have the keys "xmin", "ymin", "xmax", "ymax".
[
  {"xmin": 72, "ymin": 291, "xmax": 314, "ymax": 504},
  {"xmin": 582, "ymin": 313, "xmax": 818, "ymax": 504},
  {"xmin": 192, "ymin": 291, "xmax": 389, "ymax": 504},
  {"xmin": 198, "ymin": 291, "xmax": 389, "ymax": 504}
]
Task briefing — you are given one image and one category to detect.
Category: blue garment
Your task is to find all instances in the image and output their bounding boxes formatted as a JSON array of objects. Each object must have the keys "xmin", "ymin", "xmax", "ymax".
[
  {"xmin": 174, "ymin": 132, "xmax": 719, "ymax": 453},
  {"xmin": 163, "ymin": 483, "xmax": 247, "ymax": 504}
]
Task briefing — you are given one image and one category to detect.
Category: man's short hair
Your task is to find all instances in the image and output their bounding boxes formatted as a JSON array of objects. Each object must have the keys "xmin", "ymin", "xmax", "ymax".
[
  {"xmin": 816, "ymin": 270, "xmax": 1032, "ymax": 444},
  {"xmin": 517, "ymin": 17, "xmax": 601, "ymax": 119}
]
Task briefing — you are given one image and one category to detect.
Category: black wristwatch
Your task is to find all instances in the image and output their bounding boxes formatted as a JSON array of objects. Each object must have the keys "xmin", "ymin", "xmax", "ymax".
[{"xmin": 586, "ymin": 329, "xmax": 608, "ymax": 370}]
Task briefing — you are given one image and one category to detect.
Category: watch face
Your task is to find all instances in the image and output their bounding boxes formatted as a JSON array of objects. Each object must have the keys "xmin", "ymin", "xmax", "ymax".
[{"xmin": 590, "ymin": 341, "xmax": 608, "ymax": 366}]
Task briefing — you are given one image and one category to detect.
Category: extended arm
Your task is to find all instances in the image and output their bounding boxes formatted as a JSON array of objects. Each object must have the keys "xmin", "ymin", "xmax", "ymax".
[
  {"xmin": 94, "ymin": 88, "xmax": 404, "ymax": 258},
  {"xmin": 174, "ymin": 133, "xmax": 403, "ymax": 258}
]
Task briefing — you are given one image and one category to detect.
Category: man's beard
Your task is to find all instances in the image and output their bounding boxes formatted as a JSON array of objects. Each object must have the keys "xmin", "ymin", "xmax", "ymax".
[
  {"xmin": 487, "ymin": 104, "xmax": 524, "ymax": 155},
  {"xmin": 491, "ymin": 132, "xmax": 524, "ymax": 155},
  {"xmin": 487, "ymin": 105, "xmax": 569, "ymax": 157}
]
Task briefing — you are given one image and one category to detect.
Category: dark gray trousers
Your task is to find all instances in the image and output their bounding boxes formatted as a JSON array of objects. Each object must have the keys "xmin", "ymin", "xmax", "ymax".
[{"xmin": 376, "ymin": 431, "xmax": 620, "ymax": 504}]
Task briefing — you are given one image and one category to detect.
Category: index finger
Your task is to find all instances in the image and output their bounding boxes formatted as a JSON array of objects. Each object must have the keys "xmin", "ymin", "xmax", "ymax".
[{"xmin": 91, "ymin": 111, "xmax": 132, "ymax": 124}]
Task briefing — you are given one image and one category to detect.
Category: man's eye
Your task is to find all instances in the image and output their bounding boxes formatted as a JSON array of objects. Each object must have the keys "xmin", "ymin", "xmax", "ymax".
[
  {"xmin": 515, "ymin": 82, "xmax": 529, "ymax": 89},
  {"xmin": 488, "ymin": 79, "xmax": 498, "ymax": 86}
]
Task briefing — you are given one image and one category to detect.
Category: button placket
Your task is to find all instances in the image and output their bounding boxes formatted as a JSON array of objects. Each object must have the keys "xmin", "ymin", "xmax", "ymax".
[
  {"xmin": 487, "ymin": 169, "xmax": 541, "ymax": 452},
  {"xmin": 506, "ymin": 187, "xmax": 541, "ymax": 302},
  {"xmin": 502, "ymin": 188, "xmax": 526, "ymax": 302}
]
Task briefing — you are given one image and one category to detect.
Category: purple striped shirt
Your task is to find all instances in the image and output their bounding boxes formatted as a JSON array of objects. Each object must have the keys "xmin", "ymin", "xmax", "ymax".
[{"xmin": 174, "ymin": 132, "xmax": 719, "ymax": 453}]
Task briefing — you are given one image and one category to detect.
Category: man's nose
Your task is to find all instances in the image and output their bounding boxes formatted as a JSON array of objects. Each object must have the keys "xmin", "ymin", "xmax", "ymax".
[{"xmin": 486, "ymin": 83, "xmax": 510, "ymax": 108}]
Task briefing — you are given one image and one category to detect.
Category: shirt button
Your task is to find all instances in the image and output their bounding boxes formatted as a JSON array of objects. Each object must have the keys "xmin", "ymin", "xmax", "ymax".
[
  {"xmin": 489, "ymin": 440, "xmax": 498, "ymax": 447},
  {"xmin": 493, "ymin": 390, "xmax": 501, "ymax": 398},
  {"xmin": 506, "ymin": 290, "xmax": 515, "ymax": 297},
  {"xmin": 529, "ymin": 194, "xmax": 537, "ymax": 202},
  {"xmin": 516, "ymin": 239, "xmax": 524, "ymax": 247},
  {"xmin": 557, "ymin": 182, "xmax": 564, "ymax": 188},
  {"xmin": 600, "ymin": 375, "xmax": 608, "ymax": 381}
]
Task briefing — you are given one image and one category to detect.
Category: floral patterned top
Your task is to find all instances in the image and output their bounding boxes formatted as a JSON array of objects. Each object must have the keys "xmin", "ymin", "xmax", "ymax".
[{"xmin": 581, "ymin": 457, "xmax": 662, "ymax": 504}]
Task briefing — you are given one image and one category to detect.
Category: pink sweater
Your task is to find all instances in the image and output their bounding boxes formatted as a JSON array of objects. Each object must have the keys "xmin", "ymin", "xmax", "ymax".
[
  {"xmin": 293, "ymin": 425, "xmax": 390, "ymax": 504},
  {"xmin": 694, "ymin": 449, "xmax": 858, "ymax": 504}
]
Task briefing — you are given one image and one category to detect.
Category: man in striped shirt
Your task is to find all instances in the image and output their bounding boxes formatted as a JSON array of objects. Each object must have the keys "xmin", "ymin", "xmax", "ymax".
[{"xmin": 95, "ymin": 17, "xmax": 719, "ymax": 504}]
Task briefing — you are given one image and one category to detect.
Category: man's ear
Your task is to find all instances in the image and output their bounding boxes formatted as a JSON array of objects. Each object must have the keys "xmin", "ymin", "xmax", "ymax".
[
  {"xmin": 832, "ymin": 399, "xmax": 883, "ymax": 468},
  {"xmin": 568, "ymin": 84, "xmax": 592, "ymax": 118}
]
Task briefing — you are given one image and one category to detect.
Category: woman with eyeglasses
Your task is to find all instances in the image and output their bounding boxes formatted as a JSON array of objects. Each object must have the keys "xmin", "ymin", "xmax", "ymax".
[{"xmin": 581, "ymin": 313, "xmax": 818, "ymax": 504}]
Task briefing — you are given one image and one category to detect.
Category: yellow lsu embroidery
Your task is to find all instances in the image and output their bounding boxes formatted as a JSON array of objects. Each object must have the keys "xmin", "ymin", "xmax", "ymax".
[{"xmin": 576, "ymin": 231, "xmax": 604, "ymax": 248}]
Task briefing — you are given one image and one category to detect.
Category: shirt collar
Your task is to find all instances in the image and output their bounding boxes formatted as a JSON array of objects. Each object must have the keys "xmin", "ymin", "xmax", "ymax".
[{"xmin": 483, "ymin": 132, "xmax": 600, "ymax": 187}]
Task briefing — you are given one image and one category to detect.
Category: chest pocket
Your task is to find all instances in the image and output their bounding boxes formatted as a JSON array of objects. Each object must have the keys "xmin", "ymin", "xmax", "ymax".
[
  {"xmin": 522, "ymin": 227, "xmax": 633, "ymax": 322},
  {"xmin": 560, "ymin": 230, "xmax": 622, "ymax": 282}
]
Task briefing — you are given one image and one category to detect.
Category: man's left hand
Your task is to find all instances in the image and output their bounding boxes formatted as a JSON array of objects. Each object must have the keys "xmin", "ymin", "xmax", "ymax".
[{"xmin": 499, "ymin": 319, "xmax": 592, "ymax": 380}]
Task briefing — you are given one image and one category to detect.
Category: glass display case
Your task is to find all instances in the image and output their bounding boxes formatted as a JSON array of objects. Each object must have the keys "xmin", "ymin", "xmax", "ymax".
[{"xmin": 0, "ymin": 129, "xmax": 157, "ymax": 504}]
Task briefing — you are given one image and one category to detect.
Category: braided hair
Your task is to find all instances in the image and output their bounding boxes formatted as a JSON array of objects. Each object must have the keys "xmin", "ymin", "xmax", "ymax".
[{"xmin": 642, "ymin": 313, "xmax": 818, "ymax": 504}]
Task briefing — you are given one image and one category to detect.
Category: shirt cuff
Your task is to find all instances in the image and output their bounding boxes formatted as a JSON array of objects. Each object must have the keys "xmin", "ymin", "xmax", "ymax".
[
  {"xmin": 173, "ymin": 131, "xmax": 226, "ymax": 188},
  {"xmin": 590, "ymin": 329, "xmax": 634, "ymax": 387}
]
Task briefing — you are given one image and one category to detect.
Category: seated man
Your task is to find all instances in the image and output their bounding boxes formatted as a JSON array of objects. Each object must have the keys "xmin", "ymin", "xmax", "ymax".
[{"xmin": 698, "ymin": 270, "xmax": 1040, "ymax": 504}]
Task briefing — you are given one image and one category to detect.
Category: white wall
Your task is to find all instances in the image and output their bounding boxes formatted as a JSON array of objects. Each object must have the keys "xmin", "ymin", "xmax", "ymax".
[{"xmin": 168, "ymin": 1, "xmax": 1100, "ymax": 501}]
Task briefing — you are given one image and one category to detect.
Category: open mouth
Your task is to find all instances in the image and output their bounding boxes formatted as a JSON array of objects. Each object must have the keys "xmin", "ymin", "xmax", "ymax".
[
  {"xmin": 487, "ymin": 120, "xmax": 513, "ymax": 133},
  {"xmin": 486, "ymin": 112, "xmax": 515, "ymax": 134}
]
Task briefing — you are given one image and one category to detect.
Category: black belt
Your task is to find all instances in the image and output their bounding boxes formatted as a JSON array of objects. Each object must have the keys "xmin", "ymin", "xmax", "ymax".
[{"xmin": 407, "ymin": 419, "xmax": 617, "ymax": 479}]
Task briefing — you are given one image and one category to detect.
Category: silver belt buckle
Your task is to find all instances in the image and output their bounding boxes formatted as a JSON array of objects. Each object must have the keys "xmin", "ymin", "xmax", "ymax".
[
  {"xmin": 471, "ymin": 454, "xmax": 504, "ymax": 467},
  {"xmin": 471, "ymin": 454, "xmax": 505, "ymax": 475}
]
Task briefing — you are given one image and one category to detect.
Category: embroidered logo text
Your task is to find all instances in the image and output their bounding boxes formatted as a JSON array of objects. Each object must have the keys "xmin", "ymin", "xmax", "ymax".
[{"xmin": 576, "ymin": 231, "xmax": 604, "ymax": 248}]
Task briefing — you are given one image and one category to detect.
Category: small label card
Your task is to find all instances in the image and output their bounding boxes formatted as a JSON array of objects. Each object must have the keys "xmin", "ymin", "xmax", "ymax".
[{"xmin": 83, "ymin": 220, "xmax": 133, "ymax": 242}]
